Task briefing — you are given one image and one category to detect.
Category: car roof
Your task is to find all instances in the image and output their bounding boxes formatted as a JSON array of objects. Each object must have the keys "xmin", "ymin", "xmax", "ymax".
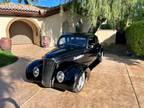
[{"xmin": 61, "ymin": 33, "xmax": 96, "ymax": 38}]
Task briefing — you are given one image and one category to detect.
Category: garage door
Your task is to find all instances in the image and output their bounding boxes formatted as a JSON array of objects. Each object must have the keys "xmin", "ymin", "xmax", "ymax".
[{"xmin": 9, "ymin": 21, "xmax": 34, "ymax": 45}]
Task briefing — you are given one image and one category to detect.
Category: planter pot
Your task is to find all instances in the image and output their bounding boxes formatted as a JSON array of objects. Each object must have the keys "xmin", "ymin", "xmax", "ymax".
[
  {"xmin": 0, "ymin": 38, "xmax": 12, "ymax": 51},
  {"xmin": 41, "ymin": 36, "xmax": 50, "ymax": 48}
]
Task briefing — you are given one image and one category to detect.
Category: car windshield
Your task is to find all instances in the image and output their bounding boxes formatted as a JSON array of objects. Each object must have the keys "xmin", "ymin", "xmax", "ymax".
[{"xmin": 58, "ymin": 36, "xmax": 87, "ymax": 48}]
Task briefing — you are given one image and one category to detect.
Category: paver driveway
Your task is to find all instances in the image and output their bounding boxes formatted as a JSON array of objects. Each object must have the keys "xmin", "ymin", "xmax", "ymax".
[{"xmin": 0, "ymin": 44, "xmax": 144, "ymax": 108}]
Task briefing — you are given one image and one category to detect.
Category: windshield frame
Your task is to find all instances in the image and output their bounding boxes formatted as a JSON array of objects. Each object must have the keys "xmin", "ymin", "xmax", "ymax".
[{"xmin": 57, "ymin": 35, "xmax": 88, "ymax": 49}]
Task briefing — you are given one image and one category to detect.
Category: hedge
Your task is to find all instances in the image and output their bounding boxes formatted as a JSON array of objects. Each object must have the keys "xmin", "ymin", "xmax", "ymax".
[{"xmin": 126, "ymin": 20, "xmax": 144, "ymax": 57}]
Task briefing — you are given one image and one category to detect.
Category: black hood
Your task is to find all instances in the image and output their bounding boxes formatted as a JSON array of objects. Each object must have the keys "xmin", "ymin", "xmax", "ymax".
[{"xmin": 44, "ymin": 47, "xmax": 84, "ymax": 61}]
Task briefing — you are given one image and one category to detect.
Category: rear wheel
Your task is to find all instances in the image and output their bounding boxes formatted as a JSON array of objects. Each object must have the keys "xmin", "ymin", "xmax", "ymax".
[{"xmin": 73, "ymin": 72, "xmax": 86, "ymax": 93}]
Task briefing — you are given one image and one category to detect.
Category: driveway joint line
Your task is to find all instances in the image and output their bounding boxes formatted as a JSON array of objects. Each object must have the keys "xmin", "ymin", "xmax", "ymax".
[
  {"xmin": 125, "ymin": 64, "xmax": 141, "ymax": 108},
  {"xmin": 20, "ymin": 88, "xmax": 44, "ymax": 107}
]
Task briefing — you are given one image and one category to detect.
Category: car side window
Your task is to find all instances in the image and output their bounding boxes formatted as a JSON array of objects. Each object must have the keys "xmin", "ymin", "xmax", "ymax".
[{"xmin": 59, "ymin": 37, "xmax": 66, "ymax": 45}]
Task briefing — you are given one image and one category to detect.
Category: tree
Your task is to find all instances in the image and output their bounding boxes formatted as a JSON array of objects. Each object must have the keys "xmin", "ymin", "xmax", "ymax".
[{"xmin": 68, "ymin": 0, "xmax": 144, "ymax": 33}]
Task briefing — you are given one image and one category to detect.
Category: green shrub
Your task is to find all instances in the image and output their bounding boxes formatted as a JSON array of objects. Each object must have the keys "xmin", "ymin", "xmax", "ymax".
[
  {"xmin": 126, "ymin": 20, "xmax": 144, "ymax": 57},
  {"xmin": 0, "ymin": 49, "xmax": 18, "ymax": 67},
  {"xmin": 100, "ymin": 23, "xmax": 113, "ymax": 29}
]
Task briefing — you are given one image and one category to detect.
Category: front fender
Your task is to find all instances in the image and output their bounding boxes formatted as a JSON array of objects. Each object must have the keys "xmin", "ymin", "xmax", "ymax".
[
  {"xmin": 53, "ymin": 64, "xmax": 87, "ymax": 90},
  {"xmin": 57, "ymin": 63, "xmax": 86, "ymax": 85},
  {"xmin": 26, "ymin": 59, "xmax": 43, "ymax": 81}
]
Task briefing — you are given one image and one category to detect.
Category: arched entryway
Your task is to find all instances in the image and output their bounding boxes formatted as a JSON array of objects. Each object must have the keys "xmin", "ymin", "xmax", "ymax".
[{"xmin": 7, "ymin": 18, "xmax": 40, "ymax": 46}]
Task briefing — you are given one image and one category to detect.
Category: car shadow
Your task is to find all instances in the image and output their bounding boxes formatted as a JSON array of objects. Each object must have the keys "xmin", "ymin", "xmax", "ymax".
[
  {"xmin": 36, "ymin": 82, "xmax": 66, "ymax": 92},
  {"xmin": 52, "ymin": 87, "xmax": 66, "ymax": 92},
  {"xmin": 89, "ymin": 60, "xmax": 100, "ymax": 70},
  {"xmin": 0, "ymin": 56, "xmax": 32, "ymax": 108}
]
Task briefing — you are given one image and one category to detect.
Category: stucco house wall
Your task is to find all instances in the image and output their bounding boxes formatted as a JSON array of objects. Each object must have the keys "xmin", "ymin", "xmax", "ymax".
[
  {"xmin": 0, "ymin": 13, "xmax": 73, "ymax": 47},
  {"xmin": 0, "ymin": 8, "xmax": 116, "ymax": 47},
  {"xmin": 0, "ymin": 11, "xmax": 90, "ymax": 47},
  {"xmin": 0, "ymin": 16, "xmax": 42, "ymax": 39},
  {"xmin": 96, "ymin": 30, "xmax": 116, "ymax": 45},
  {"xmin": 41, "ymin": 12, "xmax": 90, "ymax": 47},
  {"xmin": 0, "ymin": 16, "xmax": 43, "ymax": 46},
  {"xmin": 41, "ymin": 12, "xmax": 73, "ymax": 47}
]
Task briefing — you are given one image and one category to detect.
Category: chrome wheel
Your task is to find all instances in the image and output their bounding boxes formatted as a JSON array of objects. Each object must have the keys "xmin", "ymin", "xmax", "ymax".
[
  {"xmin": 101, "ymin": 51, "xmax": 104, "ymax": 60},
  {"xmin": 102, "ymin": 51, "xmax": 104, "ymax": 57},
  {"xmin": 97, "ymin": 51, "xmax": 103, "ymax": 62},
  {"xmin": 75, "ymin": 72, "xmax": 85, "ymax": 92}
]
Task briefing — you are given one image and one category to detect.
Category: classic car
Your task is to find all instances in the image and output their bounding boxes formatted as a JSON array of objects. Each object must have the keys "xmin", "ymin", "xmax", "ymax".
[{"xmin": 26, "ymin": 33, "xmax": 103, "ymax": 92}]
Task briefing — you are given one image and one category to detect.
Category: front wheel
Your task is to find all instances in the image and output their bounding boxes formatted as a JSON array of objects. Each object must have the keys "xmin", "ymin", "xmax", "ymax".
[
  {"xmin": 73, "ymin": 72, "xmax": 86, "ymax": 93},
  {"xmin": 97, "ymin": 51, "xmax": 103, "ymax": 63}
]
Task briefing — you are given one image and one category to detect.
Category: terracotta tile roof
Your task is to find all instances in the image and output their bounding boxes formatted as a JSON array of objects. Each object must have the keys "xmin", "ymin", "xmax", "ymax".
[
  {"xmin": 45, "ymin": 5, "xmax": 67, "ymax": 17},
  {"xmin": 0, "ymin": 3, "xmax": 47, "ymax": 17}
]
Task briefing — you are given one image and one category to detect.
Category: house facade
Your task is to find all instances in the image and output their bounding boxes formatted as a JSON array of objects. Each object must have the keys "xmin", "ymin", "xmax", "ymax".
[
  {"xmin": 0, "ymin": 3, "xmax": 116, "ymax": 49},
  {"xmin": 0, "ymin": 3, "xmax": 90, "ymax": 47}
]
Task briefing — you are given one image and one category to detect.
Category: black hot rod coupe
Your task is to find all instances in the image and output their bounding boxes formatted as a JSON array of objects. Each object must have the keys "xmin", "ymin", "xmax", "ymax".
[{"xmin": 26, "ymin": 33, "xmax": 103, "ymax": 92}]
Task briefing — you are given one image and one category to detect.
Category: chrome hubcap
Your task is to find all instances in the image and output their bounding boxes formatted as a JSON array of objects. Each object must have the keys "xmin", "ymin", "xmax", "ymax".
[{"xmin": 101, "ymin": 52, "xmax": 103, "ymax": 58}]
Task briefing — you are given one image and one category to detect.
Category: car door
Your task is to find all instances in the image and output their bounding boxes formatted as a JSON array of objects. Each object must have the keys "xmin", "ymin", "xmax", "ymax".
[{"xmin": 83, "ymin": 36, "xmax": 97, "ymax": 65}]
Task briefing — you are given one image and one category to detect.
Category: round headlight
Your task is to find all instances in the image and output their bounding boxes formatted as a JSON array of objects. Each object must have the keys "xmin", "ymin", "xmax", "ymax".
[
  {"xmin": 56, "ymin": 71, "xmax": 65, "ymax": 83},
  {"xmin": 33, "ymin": 67, "xmax": 39, "ymax": 78}
]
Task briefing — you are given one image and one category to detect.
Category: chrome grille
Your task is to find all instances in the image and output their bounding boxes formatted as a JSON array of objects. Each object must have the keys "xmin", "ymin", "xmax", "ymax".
[{"xmin": 42, "ymin": 59, "xmax": 56, "ymax": 87}]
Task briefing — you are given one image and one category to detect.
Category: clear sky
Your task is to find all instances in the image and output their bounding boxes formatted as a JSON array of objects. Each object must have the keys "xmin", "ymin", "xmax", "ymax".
[{"xmin": 0, "ymin": 0, "xmax": 66, "ymax": 7}]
